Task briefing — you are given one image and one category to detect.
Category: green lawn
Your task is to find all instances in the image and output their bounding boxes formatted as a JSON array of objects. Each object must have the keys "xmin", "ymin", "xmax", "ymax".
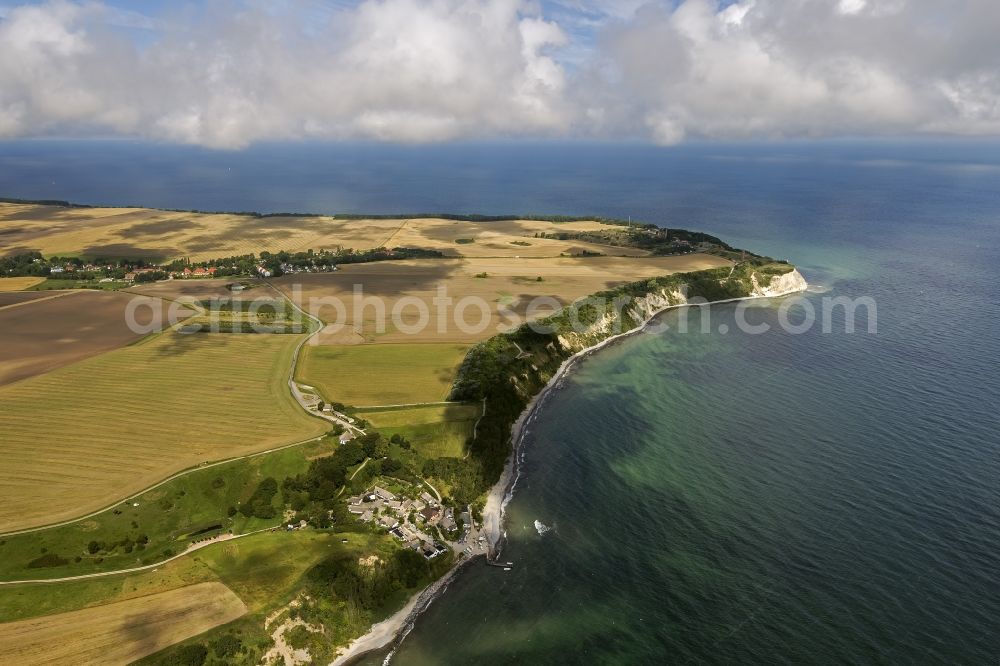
[
  {"xmin": 362, "ymin": 403, "xmax": 480, "ymax": 458},
  {"xmin": 297, "ymin": 343, "xmax": 470, "ymax": 407},
  {"xmin": 0, "ymin": 438, "xmax": 336, "ymax": 582}
]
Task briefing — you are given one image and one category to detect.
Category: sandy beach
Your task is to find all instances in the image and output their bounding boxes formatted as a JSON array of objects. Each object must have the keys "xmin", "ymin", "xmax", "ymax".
[{"xmin": 330, "ymin": 556, "xmax": 477, "ymax": 666}]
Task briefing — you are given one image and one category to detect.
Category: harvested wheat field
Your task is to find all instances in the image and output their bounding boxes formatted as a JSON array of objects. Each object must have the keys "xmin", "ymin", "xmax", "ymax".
[
  {"xmin": 0, "ymin": 582, "xmax": 246, "ymax": 666},
  {"xmin": 0, "ymin": 332, "xmax": 328, "ymax": 532},
  {"xmin": 0, "ymin": 291, "xmax": 55, "ymax": 307},
  {"xmin": 372, "ymin": 218, "xmax": 640, "ymax": 257},
  {"xmin": 125, "ymin": 277, "xmax": 245, "ymax": 302},
  {"xmin": 0, "ymin": 277, "xmax": 44, "ymax": 291},
  {"xmin": 0, "ymin": 204, "xmax": 392, "ymax": 261},
  {"xmin": 0, "ymin": 202, "xmax": 640, "ymax": 261},
  {"xmin": 278, "ymin": 254, "xmax": 732, "ymax": 344},
  {"xmin": 0, "ymin": 290, "xmax": 195, "ymax": 386}
]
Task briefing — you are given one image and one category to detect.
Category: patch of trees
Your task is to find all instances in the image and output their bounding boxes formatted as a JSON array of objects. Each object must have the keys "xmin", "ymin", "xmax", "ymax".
[
  {"xmin": 134, "ymin": 270, "xmax": 168, "ymax": 283},
  {"xmin": 239, "ymin": 477, "xmax": 279, "ymax": 519},
  {"xmin": 422, "ymin": 458, "xmax": 485, "ymax": 506},
  {"xmin": 282, "ymin": 433, "xmax": 382, "ymax": 505},
  {"xmin": 305, "ymin": 548, "xmax": 438, "ymax": 613},
  {"xmin": 0, "ymin": 251, "xmax": 48, "ymax": 277}
]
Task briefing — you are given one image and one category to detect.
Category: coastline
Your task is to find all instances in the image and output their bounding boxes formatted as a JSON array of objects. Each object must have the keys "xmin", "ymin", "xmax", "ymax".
[
  {"xmin": 481, "ymin": 269, "xmax": 809, "ymax": 554},
  {"xmin": 328, "ymin": 268, "xmax": 807, "ymax": 663},
  {"xmin": 331, "ymin": 555, "xmax": 479, "ymax": 666}
]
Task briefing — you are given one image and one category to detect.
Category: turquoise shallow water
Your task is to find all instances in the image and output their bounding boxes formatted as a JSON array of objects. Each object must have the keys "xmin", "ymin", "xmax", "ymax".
[{"xmin": 1, "ymin": 140, "xmax": 998, "ymax": 663}]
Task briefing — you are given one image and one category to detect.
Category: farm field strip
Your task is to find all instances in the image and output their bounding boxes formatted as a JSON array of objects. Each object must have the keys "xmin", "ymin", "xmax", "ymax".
[
  {"xmin": 0, "ymin": 582, "xmax": 247, "ymax": 665},
  {"xmin": 0, "ymin": 277, "xmax": 45, "ymax": 291},
  {"xmin": 0, "ymin": 332, "xmax": 328, "ymax": 533},
  {"xmin": 0, "ymin": 289, "xmax": 196, "ymax": 386},
  {"xmin": 296, "ymin": 342, "xmax": 470, "ymax": 407},
  {"xmin": 0, "ymin": 289, "xmax": 76, "ymax": 309}
]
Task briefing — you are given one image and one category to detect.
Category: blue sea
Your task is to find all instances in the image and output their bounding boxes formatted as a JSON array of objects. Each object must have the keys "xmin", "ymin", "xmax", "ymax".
[{"xmin": 2, "ymin": 139, "xmax": 998, "ymax": 663}]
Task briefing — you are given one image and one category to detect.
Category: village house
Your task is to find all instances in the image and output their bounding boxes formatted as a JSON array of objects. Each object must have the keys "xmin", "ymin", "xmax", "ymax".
[
  {"xmin": 420, "ymin": 506, "xmax": 440, "ymax": 524},
  {"xmin": 123, "ymin": 272, "xmax": 137, "ymax": 283},
  {"xmin": 374, "ymin": 486, "xmax": 397, "ymax": 502},
  {"xmin": 420, "ymin": 492, "xmax": 437, "ymax": 506},
  {"xmin": 378, "ymin": 515, "xmax": 398, "ymax": 530},
  {"xmin": 347, "ymin": 505, "xmax": 365, "ymax": 515},
  {"xmin": 439, "ymin": 508, "xmax": 457, "ymax": 532}
]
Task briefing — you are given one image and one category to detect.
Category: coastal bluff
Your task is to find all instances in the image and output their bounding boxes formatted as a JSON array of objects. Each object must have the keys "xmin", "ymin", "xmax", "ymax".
[{"xmin": 451, "ymin": 264, "xmax": 808, "ymax": 550}]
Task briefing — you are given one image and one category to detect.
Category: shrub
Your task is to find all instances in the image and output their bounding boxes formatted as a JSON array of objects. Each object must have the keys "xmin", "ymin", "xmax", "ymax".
[
  {"xmin": 27, "ymin": 553, "xmax": 69, "ymax": 568},
  {"xmin": 170, "ymin": 644, "xmax": 208, "ymax": 666}
]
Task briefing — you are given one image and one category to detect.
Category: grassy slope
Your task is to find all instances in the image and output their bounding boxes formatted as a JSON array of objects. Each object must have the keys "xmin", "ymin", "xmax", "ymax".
[
  {"xmin": 0, "ymin": 331, "xmax": 328, "ymax": 532},
  {"xmin": 361, "ymin": 403, "xmax": 481, "ymax": 459},
  {"xmin": 0, "ymin": 530, "xmax": 363, "ymax": 623},
  {"xmin": 297, "ymin": 342, "xmax": 470, "ymax": 406},
  {"xmin": 0, "ymin": 438, "xmax": 335, "ymax": 581}
]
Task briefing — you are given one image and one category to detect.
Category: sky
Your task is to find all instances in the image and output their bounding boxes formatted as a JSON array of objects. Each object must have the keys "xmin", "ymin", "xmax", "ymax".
[{"xmin": 0, "ymin": 0, "xmax": 998, "ymax": 149}]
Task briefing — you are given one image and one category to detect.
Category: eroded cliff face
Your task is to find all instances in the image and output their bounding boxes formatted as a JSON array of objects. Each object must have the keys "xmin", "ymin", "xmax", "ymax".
[
  {"xmin": 451, "ymin": 265, "xmax": 807, "ymax": 487},
  {"xmin": 557, "ymin": 269, "xmax": 807, "ymax": 353},
  {"xmin": 751, "ymin": 268, "xmax": 808, "ymax": 298}
]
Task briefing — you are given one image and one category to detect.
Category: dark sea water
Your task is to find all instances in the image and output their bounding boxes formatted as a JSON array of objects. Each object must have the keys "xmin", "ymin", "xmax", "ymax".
[{"xmin": 2, "ymin": 139, "xmax": 999, "ymax": 663}]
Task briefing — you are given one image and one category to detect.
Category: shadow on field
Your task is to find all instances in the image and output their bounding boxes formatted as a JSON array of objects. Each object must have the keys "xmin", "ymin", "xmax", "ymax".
[
  {"xmin": 152, "ymin": 330, "xmax": 236, "ymax": 357},
  {"xmin": 81, "ymin": 243, "xmax": 177, "ymax": 261},
  {"xmin": 118, "ymin": 217, "xmax": 199, "ymax": 237},
  {"xmin": 118, "ymin": 609, "xmax": 165, "ymax": 660}
]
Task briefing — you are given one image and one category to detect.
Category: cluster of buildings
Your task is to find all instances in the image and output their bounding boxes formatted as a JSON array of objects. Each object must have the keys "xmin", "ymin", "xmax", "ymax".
[
  {"xmin": 275, "ymin": 262, "xmax": 338, "ymax": 275},
  {"xmin": 123, "ymin": 266, "xmax": 219, "ymax": 282},
  {"xmin": 346, "ymin": 485, "xmax": 459, "ymax": 560}
]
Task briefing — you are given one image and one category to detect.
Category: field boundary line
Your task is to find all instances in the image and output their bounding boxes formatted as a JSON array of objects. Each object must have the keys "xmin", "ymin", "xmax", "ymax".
[
  {"xmin": 0, "ymin": 289, "xmax": 79, "ymax": 311},
  {"xmin": 353, "ymin": 401, "xmax": 463, "ymax": 410},
  {"xmin": 376, "ymin": 218, "xmax": 409, "ymax": 248},
  {"xmin": 0, "ymin": 434, "xmax": 326, "ymax": 538}
]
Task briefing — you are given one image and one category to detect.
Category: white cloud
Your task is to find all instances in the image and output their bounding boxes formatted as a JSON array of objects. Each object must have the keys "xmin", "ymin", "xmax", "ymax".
[
  {"xmin": 593, "ymin": 0, "xmax": 1000, "ymax": 143},
  {"xmin": 0, "ymin": 0, "xmax": 571, "ymax": 147},
  {"xmin": 0, "ymin": 0, "xmax": 999, "ymax": 147}
]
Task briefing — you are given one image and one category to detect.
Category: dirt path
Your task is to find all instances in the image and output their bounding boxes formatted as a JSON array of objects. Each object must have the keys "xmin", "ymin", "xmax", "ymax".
[
  {"xmin": 265, "ymin": 281, "xmax": 365, "ymax": 435},
  {"xmin": 0, "ymin": 527, "xmax": 274, "ymax": 585}
]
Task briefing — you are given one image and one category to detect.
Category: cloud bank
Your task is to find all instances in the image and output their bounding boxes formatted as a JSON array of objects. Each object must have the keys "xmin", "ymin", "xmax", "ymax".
[{"xmin": 0, "ymin": 0, "xmax": 998, "ymax": 148}]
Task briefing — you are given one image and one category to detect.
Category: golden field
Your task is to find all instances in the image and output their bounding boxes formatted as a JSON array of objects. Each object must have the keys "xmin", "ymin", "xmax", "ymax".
[
  {"xmin": 0, "ymin": 290, "xmax": 194, "ymax": 386},
  {"xmin": 0, "ymin": 582, "xmax": 246, "ymax": 665},
  {"xmin": 0, "ymin": 332, "xmax": 328, "ymax": 532},
  {"xmin": 0, "ymin": 202, "xmax": 628, "ymax": 262},
  {"xmin": 278, "ymin": 254, "xmax": 732, "ymax": 344},
  {"xmin": 0, "ymin": 277, "xmax": 45, "ymax": 291}
]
